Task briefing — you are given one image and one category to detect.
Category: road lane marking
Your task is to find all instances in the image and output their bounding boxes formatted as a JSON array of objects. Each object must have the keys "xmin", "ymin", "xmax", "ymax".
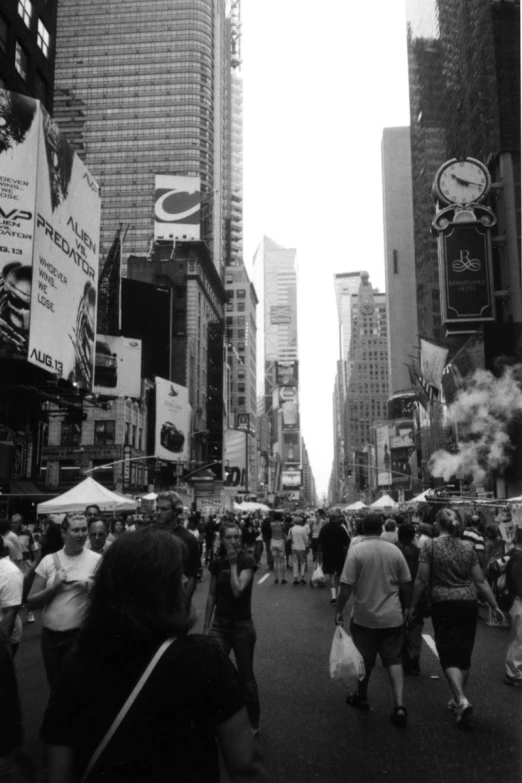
[
  {"xmin": 423, "ymin": 633, "xmax": 439, "ymax": 658},
  {"xmin": 258, "ymin": 574, "xmax": 270, "ymax": 584}
]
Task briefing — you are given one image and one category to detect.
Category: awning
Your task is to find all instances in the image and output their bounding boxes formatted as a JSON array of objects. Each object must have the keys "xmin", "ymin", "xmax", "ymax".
[{"xmin": 5, "ymin": 480, "xmax": 53, "ymax": 497}]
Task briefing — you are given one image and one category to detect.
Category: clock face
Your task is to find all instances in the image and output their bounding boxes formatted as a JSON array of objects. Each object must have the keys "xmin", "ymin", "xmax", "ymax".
[
  {"xmin": 361, "ymin": 303, "xmax": 374, "ymax": 315},
  {"xmin": 435, "ymin": 158, "xmax": 490, "ymax": 205}
]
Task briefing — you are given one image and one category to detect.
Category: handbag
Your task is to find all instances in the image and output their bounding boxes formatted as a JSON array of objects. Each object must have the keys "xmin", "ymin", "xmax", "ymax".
[{"xmin": 80, "ymin": 637, "xmax": 176, "ymax": 783}]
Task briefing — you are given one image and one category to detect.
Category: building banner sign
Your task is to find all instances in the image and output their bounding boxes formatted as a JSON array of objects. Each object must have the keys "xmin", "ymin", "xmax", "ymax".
[
  {"xmin": 439, "ymin": 224, "xmax": 495, "ymax": 323},
  {"xmin": 279, "ymin": 386, "xmax": 299, "ymax": 431},
  {"xmin": 93, "ymin": 335, "xmax": 142, "ymax": 398},
  {"xmin": 154, "ymin": 377, "xmax": 192, "ymax": 462},
  {"xmin": 270, "ymin": 305, "xmax": 291, "ymax": 324},
  {"xmin": 223, "ymin": 429, "xmax": 247, "ymax": 490},
  {"xmin": 282, "ymin": 431, "xmax": 300, "ymax": 464},
  {"xmin": 375, "ymin": 423, "xmax": 392, "ymax": 486},
  {"xmin": 154, "ymin": 175, "xmax": 200, "ymax": 241},
  {"xmin": 0, "ymin": 91, "xmax": 40, "ymax": 360}
]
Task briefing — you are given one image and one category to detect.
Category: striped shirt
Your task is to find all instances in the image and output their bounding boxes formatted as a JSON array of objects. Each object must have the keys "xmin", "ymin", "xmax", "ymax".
[{"xmin": 462, "ymin": 527, "xmax": 485, "ymax": 554}]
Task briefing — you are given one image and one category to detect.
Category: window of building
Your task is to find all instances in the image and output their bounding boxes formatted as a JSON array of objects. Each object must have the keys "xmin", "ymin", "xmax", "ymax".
[
  {"xmin": 238, "ymin": 383, "xmax": 245, "ymax": 393},
  {"xmin": 35, "ymin": 71, "xmax": 49, "ymax": 105},
  {"xmin": 18, "ymin": 0, "xmax": 32, "ymax": 28},
  {"xmin": 226, "ymin": 316, "xmax": 233, "ymax": 326},
  {"xmin": 237, "ymin": 342, "xmax": 245, "ymax": 352},
  {"xmin": 226, "ymin": 303, "xmax": 233, "ymax": 312},
  {"xmin": 59, "ymin": 460, "xmax": 81, "ymax": 485},
  {"xmin": 61, "ymin": 421, "xmax": 82, "ymax": 447},
  {"xmin": 125, "ymin": 422, "xmax": 130, "ymax": 445},
  {"xmin": 0, "ymin": 14, "xmax": 8, "ymax": 55},
  {"xmin": 237, "ymin": 316, "xmax": 245, "ymax": 326},
  {"xmin": 238, "ymin": 396, "xmax": 245, "ymax": 406},
  {"xmin": 237, "ymin": 302, "xmax": 245, "ymax": 312},
  {"xmin": 15, "ymin": 41, "xmax": 29, "ymax": 81},
  {"xmin": 94, "ymin": 420, "xmax": 116, "ymax": 446},
  {"xmin": 237, "ymin": 289, "xmax": 246, "ymax": 299},
  {"xmin": 226, "ymin": 290, "xmax": 234, "ymax": 300},
  {"xmin": 132, "ymin": 424, "xmax": 137, "ymax": 448},
  {"xmin": 37, "ymin": 19, "xmax": 50, "ymax": 57}
]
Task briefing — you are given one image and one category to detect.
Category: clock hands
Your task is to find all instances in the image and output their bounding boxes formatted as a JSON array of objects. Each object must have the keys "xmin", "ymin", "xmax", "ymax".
[{"xmin": 450, "ymin": 172, "xmax": 482, "ymax": 187}]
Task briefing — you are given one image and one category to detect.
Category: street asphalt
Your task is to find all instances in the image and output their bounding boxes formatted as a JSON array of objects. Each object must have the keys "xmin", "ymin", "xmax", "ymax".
[{"xmin": 14, "ymin": 552, "xmax": 522, "ymax": 783}]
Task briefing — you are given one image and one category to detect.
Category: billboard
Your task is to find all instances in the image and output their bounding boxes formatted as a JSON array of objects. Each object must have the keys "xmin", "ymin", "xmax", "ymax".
[
  {"xmin": 276, "ymin": 361, "xmax": 298, "ymax": 387},
  {"xmin": 154, "ymin": 175, "xmax": 200, "ymax": 241},
  {"xmin": 390, "ymin": 419, "xmax": 414, "ymax": 449},
  {"xmin": 282, "ymin": 469, "xmax": 301, "ymax": 488},
  {"xmin": 0, "ymin": 91, "xmax": 39, "ymax": 361},
  {"xmin": 121, "ymin": 279, "xmax": 172, "ymax": 380},
  {"xmin": 375, "ymin": 423, "xmax": 392, "ymax": 486},
  {"xmin": 223, "ymin": 428, "xmax": 247, "ymax": 490},
  {"xmin": 270, "ymin": 305, "xmax": 292, "ymax": 324},
  {"xmin": 282, "ymin": 431, "xmax": 300, "ymax": 464},
  {"xmin": 279, "ymin": 385, "xmax": 299, "ymax": 431},
  {"xmin": 27, "ymin": 103, "xmax": 100, "ymax": 388},
  {"xmin": 154, "ymin": 377, "xmax": 192, "ymax": 462},
  {"xmin": 93, "ymin": 335, "xmax": 142, "ymax": 398}
]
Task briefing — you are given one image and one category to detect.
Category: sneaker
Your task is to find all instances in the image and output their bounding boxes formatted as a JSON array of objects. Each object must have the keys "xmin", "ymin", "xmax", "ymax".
[
  {"xmin": 293, "ymin": 579, "xmax": 299, "ymax": 586},
  {"xmin": 329, "ymin": 597, "xmax": 337, "ymax": 605},
  {"xmin": 281, "ymin": 579, "xmax": 287, "ymax": 584},
  {"xmin": 504, "ymin": 675, "xmax": 522, "ymax": 687},
  {"xmin": 274, "ymin": 579, "xmax": 279, "ymax": 584},
  {"xmin": 300, "ymin": 579, "xmax": 306, "ymax": 585},
  {"xmin": 455, "ymin": 698, "xmax": 473, "ymax": 726},
  {"xmin": 27, "ymin": 612, "xmax": 35, "ymax": 623},
  {"xmin": 390, "ymin": 706, "xmax": 407, "ymax": 728}
]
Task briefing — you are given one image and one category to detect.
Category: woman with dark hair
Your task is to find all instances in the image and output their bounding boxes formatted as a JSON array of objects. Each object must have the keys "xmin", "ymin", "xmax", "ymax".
[
  {"xmin": 407, "ymin": 508, "xmax": 504, "ymax": 727},
  {"xmin": 41, "ymin": 529, "xmax": 268, "ymax": 783},
  {"xmin": 204, "ymin": 521, "xmax": 261, "ymax": 737},
  {"xmin": 107, "ymin": 517, "xmax": 125, "ymax": 544}
]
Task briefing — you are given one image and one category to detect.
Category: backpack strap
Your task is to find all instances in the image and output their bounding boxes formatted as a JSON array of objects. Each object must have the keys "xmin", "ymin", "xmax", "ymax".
[{"xmin": 52, "ymin": 552, "xmax": 62, "ymax": 572}]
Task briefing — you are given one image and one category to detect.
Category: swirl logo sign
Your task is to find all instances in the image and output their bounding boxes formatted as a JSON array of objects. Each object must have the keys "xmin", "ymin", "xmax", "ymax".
[
  {"xmin": 452, "ymin": 250, "xmax": 481, "ymax": 273},
  {"xmin": 154, "ymin": 175, "xmax": 201, "ymax": 240}
]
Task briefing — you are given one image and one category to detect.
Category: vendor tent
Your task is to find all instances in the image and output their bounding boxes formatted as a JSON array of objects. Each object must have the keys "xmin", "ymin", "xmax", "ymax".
[
  {"xmin": 346, "ymin": 501, "xmax": 367, "ymax": 511},
  {"xmin": 406, "ymin": 489, "xmax": 435, "ymax": 505},
  {"xmin": 370, "ymin": 494, "xmax": 397, "ymax": 510},
  {"xmin": 37, "ymin": 477, "xmax": 138, "ymax": 515}
]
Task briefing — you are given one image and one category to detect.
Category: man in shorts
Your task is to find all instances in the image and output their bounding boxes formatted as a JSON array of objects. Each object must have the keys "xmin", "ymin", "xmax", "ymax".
[
  {"xmin": 318, "ymin": 510, "xmax": 351, "ymax": 604},
  {"xmin": 335, "ymin": 513, "xmax": 411, "ymax": 727}
]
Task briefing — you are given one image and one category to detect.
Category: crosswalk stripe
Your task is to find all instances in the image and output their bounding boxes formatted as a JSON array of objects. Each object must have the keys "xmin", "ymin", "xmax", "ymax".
[
  {"xmin": 258, "ymin": 573, "xmax": 270, "ymax": 585},
  {"xmin": 422, "ymin": 633, "xmax": 439, "ymax": 658}
]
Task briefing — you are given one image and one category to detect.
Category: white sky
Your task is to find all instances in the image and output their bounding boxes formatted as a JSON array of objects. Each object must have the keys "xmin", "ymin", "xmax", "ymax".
[{"xmin": 241, "ymin": 0, "xmax": 412, "ymax": 499}]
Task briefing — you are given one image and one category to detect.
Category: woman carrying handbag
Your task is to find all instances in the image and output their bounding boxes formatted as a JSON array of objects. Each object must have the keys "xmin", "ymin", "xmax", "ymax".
[{"xmin": 41, "ymin": 529, "xmax": 269, "ymax": 783}]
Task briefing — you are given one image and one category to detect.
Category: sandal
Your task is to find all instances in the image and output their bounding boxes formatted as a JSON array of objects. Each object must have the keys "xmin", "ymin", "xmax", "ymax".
[
  {"xmin": 345, "ymin": 692, "xmax": 370, "ymax": 710},
  {"xmin": 390, "ymin": 706, "xmax": 407, "ymax": 727},
  {"xmin": 455, "ymin": 699, "xmax": 473, "ymax": 727}
]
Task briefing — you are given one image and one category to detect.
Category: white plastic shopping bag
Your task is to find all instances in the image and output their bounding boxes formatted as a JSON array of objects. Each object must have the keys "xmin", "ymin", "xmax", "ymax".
[
  {"xmin": 311, "ymin": 564, "xmax": 326, "ymax": 587},
  {"xmin": 329, "ymin": 626, "xmax": 365, "ymax": 688}
]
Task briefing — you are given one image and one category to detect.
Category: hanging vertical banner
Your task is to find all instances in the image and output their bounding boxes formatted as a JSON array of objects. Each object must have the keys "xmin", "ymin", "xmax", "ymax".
[
  {"xmin": 28, "ymin": 106, "xmax": 101, "ymax": 388},
  {"xmin": 0, "ymin": 90, "xmax": 39, "ymax": 360},
  {"xmin": 154, "ymin": 377, "xmax": 192, "ymax": 462},
  {"xmin": 223, "ymin": 429, "xmax": 247, "ymax": 490},
  {"xmin": 438, "ymin": 224, "xmax": 495, "ymax": 323},
  {"xmin": 375, "ymin": 423, "xmax": 392, "ymax": 486}
]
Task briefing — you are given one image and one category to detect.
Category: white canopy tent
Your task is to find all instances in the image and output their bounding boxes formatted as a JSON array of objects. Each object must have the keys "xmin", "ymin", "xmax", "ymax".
[
  {"xmin": 405, "ymin": 489, "xmax": 435, "ymax": 505},
  {"xmin": 370, "ymin": 494, "xmax": 398, "ymax": 510},
  {"xmin": 345, "ymin": 501, "xmax": 368, "ymax": 511},
  {"xmin": 37, "ymin": 477, "xmax": 138, "ymax": 515}
]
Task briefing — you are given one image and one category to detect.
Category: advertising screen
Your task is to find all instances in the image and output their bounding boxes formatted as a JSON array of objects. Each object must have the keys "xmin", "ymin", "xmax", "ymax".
[
  {"xmin": 154, "ymin": 175, "xmax": 201, "ymax": 241},
  {"xmin": 279, "ymin": 385, "xmax": 299, "ymax": 431},
  {"xmin": 282, "ymin": 431, "xmax": 300, "ymax": 464},
  {"xmin": 276, "ymin": 361, "xmax": 298, "ymax": 387},
  {"xmin": 93, "ymin": 335, "xmax": 142, "ymax": 398},
  {"xmin": 282, "ymin": 469, "xmax": 301, "ymax": 488},
  {"xmin": 27, "ymin": 105, "xmax": 100, "ymax": 388},
  {"xmin": 390, "ymin": 419, "xmax": 414, "ymax": 449},
  {"xmin": 154, "ymin": 377, "xmax": 191, "ymax": 462},
  {"xmin": 375, "ymin": 423, "xmax": 392, "ymax": 486},
  {"xmin": 0, "ymin": 91, "xmax": 39, "ymax": 360},
  {"xmin": 223, "ymin": 429, "xmax": 247, "ymax": 490}
]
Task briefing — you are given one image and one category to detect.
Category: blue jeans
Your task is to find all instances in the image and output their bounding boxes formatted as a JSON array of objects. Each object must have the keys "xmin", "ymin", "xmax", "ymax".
[{"xmin": 210, "ymin": 617, "xmax": 260, "ymax": 729}]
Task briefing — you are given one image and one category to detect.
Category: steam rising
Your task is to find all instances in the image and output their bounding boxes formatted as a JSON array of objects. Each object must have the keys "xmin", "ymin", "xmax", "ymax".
[{"xmin": 429, "ymin": 366, "xmax": 522, "ymax": 484}]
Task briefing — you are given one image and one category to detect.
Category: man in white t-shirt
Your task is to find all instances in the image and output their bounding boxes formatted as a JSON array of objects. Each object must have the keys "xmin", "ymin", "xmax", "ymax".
[
  {"xmin": 0, "ymin": 537, "xmax": 23, "ymax": 657},
  {"xmin": 28, "ymin": 514, "xmax": 101, "ymax": 685},
  {"xmin": 289, "ymin": 516, "xmax": 310, "ymax": 585}
]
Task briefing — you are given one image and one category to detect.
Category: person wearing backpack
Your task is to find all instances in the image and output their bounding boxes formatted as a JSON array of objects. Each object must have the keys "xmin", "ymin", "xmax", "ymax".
[{"xmin": 504, "ymin": 528, "xmax": 522, "ymax": 687}]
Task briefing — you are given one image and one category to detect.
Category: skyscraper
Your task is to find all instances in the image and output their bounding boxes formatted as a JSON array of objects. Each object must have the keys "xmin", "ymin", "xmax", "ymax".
[
  {"xmin": 52, "ymin": 0, "xmax": 233, "ymax": 275},
  {"xmin": 381, "ymin": 127, "xmax": 418, "ymax": 396}
]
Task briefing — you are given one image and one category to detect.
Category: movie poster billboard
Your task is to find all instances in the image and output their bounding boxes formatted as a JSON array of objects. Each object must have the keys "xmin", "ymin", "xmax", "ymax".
[
  {"xmin": 154, "ymin": 377, "xmax": 192, "ymax": 462},
  {"xmin": 276, "ymin": 361, "xmax": 298, "ymax": 387},
  {"xmin": 282, "ymin": 431, "xmax": 300, "ymax": 464},
  {"xmin": 27, "ymin": 105, "xmax": 100, "ymax": 388},
  {"xmin": 390, "ymin": 419, "xmax": 414, "ymax": 449},
  {"xmin": 0, "ymin": 90, "xmax": 40, "ymax": 360},
  {"xmin": 154, "ymin": 175, "xmax": 200, "ymax": 241},
  {"xmin": 93, "ymin": 335, "xmax": 142, "ymax": 398},
  {"xmin": 375, "ymin": 423, "xmax": 392, "ymax": 486},
  {"xmin": 223, "ymin": 429, "xmax": 247, "ymax": 491}
]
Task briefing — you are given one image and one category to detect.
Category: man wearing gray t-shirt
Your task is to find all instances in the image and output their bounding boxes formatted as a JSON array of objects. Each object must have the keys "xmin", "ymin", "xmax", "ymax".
[{"xmin": 335, "ymin": 513, "xmax": 411, "ymax": 727}]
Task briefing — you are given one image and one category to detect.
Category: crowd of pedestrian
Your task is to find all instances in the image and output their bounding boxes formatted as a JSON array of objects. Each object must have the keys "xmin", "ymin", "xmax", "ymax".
[{"xmin": 0, "ymin": 498, "xmax": 521, "ymax": 780}]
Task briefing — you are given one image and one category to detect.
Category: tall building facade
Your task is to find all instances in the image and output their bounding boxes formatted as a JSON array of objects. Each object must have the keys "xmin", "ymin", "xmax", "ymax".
[
  {"xmin": 381, "ymin": 127, "xmax": 418, "ymax": 396},
  {"xmin": 0, "ymin": 0, "xmax": 56, "ymax": 110},
  {"xmin": 344, "ymin": 273, "xmax": 389, "ymax": 503},
  {"xmin": 53, "ymin": 0, "xmax": 233, "ymax": 275}
]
